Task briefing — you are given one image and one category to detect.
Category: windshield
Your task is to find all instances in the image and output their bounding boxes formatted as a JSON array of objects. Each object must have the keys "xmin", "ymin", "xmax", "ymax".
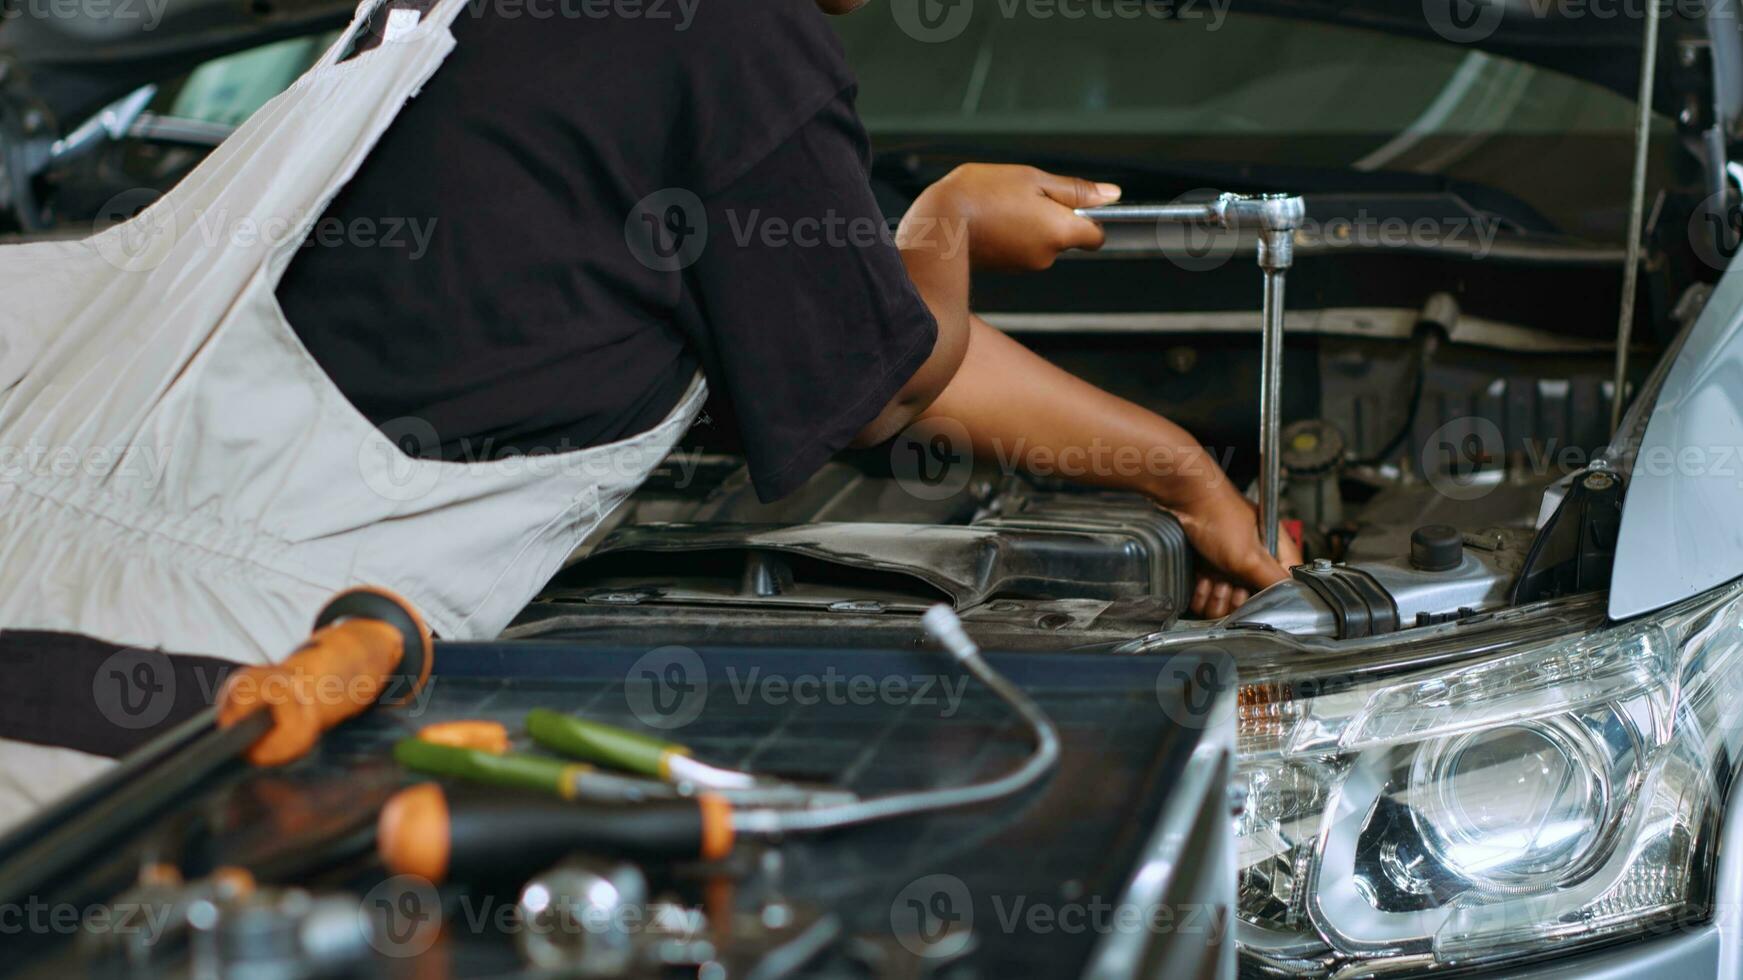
[{"xmin": 833, "ymin": 8, "xmax": 1669, "ymax": 238}]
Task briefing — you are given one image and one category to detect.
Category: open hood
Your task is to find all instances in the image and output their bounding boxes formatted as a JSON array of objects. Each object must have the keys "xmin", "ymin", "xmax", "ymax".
[
  {"xmin": 1611, "ymin": 262, "xmax": 1743, "ymax": 620},
  {"xmin": 1241, "ymin": 2, "xmax": 1743, "ymax": 131},
  {"xmin": 0, "ymin": 0, "xmax": 353, "ymax": 123},
  {"xmin": 2, "ymin": 0, "xmax": 1731, "ymax": 124}
]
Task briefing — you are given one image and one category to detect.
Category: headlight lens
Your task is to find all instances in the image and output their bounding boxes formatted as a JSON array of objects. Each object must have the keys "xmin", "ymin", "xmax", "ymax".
[{"xmin": 1235, "ymin": 583, "xmax": 1743, "ymax": 975}]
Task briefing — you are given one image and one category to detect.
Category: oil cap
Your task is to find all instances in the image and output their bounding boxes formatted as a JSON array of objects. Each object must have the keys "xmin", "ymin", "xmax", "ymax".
[{"xmin": 1410, "ymin": 525, "xmax": 1464, "ymax": 572}]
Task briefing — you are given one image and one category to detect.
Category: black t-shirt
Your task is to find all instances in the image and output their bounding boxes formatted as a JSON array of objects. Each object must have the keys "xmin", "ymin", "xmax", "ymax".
[{"xmin": 277, "ymin": 0, "xmax": 937, "ymax": 501}]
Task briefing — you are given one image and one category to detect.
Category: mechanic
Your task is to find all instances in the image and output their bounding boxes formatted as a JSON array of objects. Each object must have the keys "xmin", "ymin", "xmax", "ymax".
[
  {"xmin": 0, "ymin": 0, "xmax": 1294, "ymax": 824},
  {"xmin": 276, "ymin": 0, "xmax": 1299, "ymax": 615}
]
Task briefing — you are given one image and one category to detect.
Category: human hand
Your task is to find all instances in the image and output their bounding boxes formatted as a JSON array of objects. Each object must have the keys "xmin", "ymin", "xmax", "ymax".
[
  {"xmin": 1171, "ymin": 485, "xmax": 1301, "ymax": 619},
  {"xmin": 902, "ymin": 164, "xmax": 1121, "ymax": 272}
]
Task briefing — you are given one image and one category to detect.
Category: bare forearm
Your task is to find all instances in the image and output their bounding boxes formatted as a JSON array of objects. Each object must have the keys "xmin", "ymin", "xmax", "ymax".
[
  {"xmin": 855, "ymin": 165, "xmax": 1116, "ymax": 446},
  {"xmin": 919, "ymin": 315, "xmax": 1233, "ymax": 509},
  {"xmin": 849, "ymin": 192, "xmax": 973, "ymax": 446}
]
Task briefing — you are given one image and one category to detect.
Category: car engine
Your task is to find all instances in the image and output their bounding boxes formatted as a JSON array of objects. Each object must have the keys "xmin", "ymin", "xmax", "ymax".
[{"xmin": 513, "ymin": 276, "xmax": 1668, "ymax": 651}]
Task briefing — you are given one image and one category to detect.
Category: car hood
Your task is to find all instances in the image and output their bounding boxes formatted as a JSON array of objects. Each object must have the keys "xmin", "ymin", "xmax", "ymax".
[
  {"xmin": 0, "ymin": 0, "xmax": 353, "ymax": 122},
  {"xmin": 1611, "ymin": 262, "xmax": 1743, "ymax": 620},
  {"xmin": 1, "ymin": 0, "xmax": 1724, "ymax": 123}
]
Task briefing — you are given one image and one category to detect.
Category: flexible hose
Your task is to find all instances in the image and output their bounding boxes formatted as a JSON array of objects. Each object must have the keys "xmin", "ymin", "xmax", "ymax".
[{"xmin": 731, "ymin": 606, "xmax": 1061, "ymax": 835}]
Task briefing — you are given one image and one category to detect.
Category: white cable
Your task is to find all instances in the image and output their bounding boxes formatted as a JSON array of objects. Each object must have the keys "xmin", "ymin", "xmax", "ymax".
[{"xmin": 732, "ymin": 605, "xmax": 1061, "ymax": 835}]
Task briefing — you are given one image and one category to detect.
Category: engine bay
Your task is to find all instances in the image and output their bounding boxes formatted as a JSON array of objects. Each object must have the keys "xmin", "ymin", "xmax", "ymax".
[{"xmin": 515, "ymin": 288, "xmax": 1654, "ymax": 651}]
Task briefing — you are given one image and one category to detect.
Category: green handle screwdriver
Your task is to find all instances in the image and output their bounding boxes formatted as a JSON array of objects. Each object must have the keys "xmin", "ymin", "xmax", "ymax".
[
  {"xmin": 526, "ymin": 709, "xmax": 757, "ymax": 789},
  {"xmin": 393, "ymin": 738, "xmax": 676, "ymax": 803}
]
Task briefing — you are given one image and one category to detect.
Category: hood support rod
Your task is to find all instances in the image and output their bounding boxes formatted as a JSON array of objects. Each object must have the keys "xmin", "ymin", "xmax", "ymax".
[
  {"xmin": 1077, "ymin": 193, "xmax": 1306, "ymax": 555},
  {"xmin": 1612, "ymin": 0, "xmax": 1664, "ymax": 436}
]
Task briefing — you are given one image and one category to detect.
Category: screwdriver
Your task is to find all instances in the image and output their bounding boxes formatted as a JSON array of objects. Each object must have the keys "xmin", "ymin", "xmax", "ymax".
[
  {"xmin": 526, "ymin": 709, "xmax": 757, "ymax": 789},
  {"xmin": 397, "ymin": 727, "xmax": 856, "ymax": 809},
  {"xmin": 377, "ymin": 783, "xmax": 735, "ymax": 883},
  {"xmin": 0, "ymin": 586, "xmax": 434, "ymax": 908},
  {"xmin": 379, "ymin": 606, "xmax": 1060, "ymax": 883},
  {"xmin": 394, "ymin": 738, "xmax": 678, "ymax": 804}
]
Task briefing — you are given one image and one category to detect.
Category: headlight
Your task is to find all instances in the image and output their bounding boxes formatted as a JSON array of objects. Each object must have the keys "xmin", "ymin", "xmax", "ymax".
[{"xmin": 1234, "ymin": 582, "xmax": 1743, "ymax": 976}]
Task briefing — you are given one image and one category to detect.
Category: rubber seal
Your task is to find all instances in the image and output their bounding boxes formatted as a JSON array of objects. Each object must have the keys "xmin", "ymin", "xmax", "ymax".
[
  {"xmin": 314, "ymin": 587, "xmax": 433, "ymax": 706},
  {"xmin": 1291, "ymin": 564, "xmax": 1400, "ymax": 639}
]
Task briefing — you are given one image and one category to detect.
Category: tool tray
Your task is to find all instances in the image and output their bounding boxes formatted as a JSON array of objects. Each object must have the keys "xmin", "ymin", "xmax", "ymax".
[{"xmin": 3, "ymin": 642, "xmax": 1232, "ymax": 979}]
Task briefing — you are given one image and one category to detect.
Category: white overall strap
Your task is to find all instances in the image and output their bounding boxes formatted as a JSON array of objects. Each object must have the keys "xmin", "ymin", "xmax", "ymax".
[
  {"xmin": 0, "ymin": 0, "xmax": 470, "ymax": 470},
  {"xmin": 0, "ymin": 0, "xmax": 478, "ymax": 658},
  {"xmin": 0, "ymin": 16, "xmax": 478, "ymax": 835},
  {"xmin": 1, "ymin": 0, "xmax": 702, "ymax": 656}
]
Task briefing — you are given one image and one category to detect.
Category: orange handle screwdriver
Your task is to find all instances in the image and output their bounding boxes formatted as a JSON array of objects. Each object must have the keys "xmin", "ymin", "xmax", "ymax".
[
  {"xmin": 217, "ymin": 586, "xmax": 433, "ymax": 766},
  {"xmin": 378, "ymin": 783, "xmax": 735, "ymax": 884},
  {"xmin": 0, "ymin": 587, "xmax": 433, "ymax": 909}
]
